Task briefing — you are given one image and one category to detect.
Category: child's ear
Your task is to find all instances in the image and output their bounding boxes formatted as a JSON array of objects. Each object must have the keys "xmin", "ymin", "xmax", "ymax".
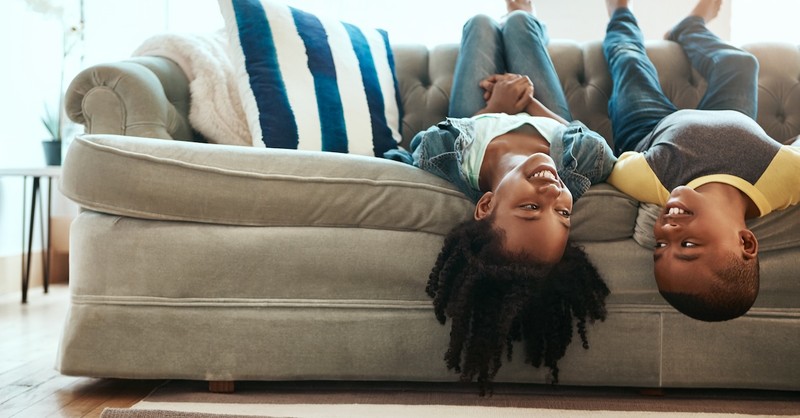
[
  {"xmin": 740, "ymin": 229, "xmax": 758, "ymax": 259},
  {"xmin": 474, "ymin": 192, "xmax": 495, "ymax": 220}
]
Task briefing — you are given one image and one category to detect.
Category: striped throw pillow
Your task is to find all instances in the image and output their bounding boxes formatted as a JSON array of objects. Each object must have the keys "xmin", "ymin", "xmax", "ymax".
[{"xmin": 219, "ymin": 0, "xmax": 402, "ymax": 156}]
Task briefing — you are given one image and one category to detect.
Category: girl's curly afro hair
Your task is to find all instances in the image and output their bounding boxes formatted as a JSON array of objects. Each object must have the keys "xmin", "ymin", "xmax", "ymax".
[{"xmin": 426, "ymin": 218, "xmax": 609, "ymax": 395}]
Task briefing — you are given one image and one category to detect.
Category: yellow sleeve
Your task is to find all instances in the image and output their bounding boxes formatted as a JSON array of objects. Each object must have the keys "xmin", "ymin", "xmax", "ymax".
[
  {"xmin": 753, "ymin": 146, "xmax": 800, "ymax": 213},
  {"xmin": 607, "ymin": 152, "xmax": 671, "ymax": 205}
]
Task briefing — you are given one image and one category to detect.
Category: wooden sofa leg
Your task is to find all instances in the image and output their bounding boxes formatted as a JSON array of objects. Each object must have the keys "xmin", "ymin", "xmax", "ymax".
[
  {"xmin": 638, "ymin": 388, "xmax": 665, "ymax": 397},
  {"xmin": 209, "ymin": 381, "xmax": 235, "ymax": 393}
]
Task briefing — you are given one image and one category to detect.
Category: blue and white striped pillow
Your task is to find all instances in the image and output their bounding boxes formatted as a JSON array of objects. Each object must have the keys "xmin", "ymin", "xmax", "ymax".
[{"xmin": 219, "ymin": 0, "xmax": 402, "ymax": 156}]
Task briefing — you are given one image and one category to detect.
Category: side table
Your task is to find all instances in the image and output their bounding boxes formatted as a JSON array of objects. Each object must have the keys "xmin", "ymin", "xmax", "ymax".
[{"xmin": 0, "ymin": 167, "xmax": 62, "ymax": 303}]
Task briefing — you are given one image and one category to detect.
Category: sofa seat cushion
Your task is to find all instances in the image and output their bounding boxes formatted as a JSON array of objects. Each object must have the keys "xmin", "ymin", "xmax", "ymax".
[
  {"xmin": 61, "ymin": 134, "xmax": 473, "ymax": 236},
  {"xmin": 61, "ymin": 134, "xmax": 642, "ymax": 242}
]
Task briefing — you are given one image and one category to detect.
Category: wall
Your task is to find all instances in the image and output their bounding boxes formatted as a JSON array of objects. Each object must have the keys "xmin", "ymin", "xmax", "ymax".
[{"xmin": 276, "ymin": 0, "xmax": 733, "ymax": 46}]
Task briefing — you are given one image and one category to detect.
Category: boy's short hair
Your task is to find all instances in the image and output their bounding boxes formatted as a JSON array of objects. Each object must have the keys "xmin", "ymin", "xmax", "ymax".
[{"xmin": 659, "ymin": 254, "xmax": 760, "ymax": 322}]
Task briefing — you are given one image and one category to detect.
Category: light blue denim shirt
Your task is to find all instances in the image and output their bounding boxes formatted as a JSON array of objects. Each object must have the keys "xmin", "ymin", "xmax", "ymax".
[{"xmin": 384, "ymin": 118, "xmax": 617, "ymax": 204}]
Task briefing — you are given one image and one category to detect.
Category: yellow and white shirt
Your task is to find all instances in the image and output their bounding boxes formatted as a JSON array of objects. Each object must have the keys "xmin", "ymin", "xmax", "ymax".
[{"xmin": 607, "ymin": 109, "xmax": 800, "ymax": 217}]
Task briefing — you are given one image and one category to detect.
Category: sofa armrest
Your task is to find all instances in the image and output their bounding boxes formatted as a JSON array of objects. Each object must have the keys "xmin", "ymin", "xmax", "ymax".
[{"xmin": 65, "ymin": 56, "xmax": 195, "ymax": 141}]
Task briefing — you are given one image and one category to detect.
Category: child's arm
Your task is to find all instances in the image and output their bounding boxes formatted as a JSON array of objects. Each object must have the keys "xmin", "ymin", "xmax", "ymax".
[
  {"xmin": 606, "ymin": 152, "xmax": 671, "ymax": 205},
  {"xmin": 524, "ymin": 97, "xmax": 569, "ymax": 125}
]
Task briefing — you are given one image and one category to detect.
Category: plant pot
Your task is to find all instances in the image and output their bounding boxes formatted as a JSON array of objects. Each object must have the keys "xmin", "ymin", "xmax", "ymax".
[{"xmin": 42, "ymin": 139, "xmax": 62, "ymax": 166}]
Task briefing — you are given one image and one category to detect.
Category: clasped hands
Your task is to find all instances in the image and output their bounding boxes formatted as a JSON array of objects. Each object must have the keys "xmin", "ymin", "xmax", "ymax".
[{"xmin": 479, "ymin": 73, "xmax": 535, "ymax": 115}]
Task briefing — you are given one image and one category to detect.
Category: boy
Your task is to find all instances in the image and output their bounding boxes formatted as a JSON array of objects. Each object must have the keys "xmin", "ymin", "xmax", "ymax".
[{"xmin": 603, "ymin": 0, "xmax": 800, "ymax": 321}]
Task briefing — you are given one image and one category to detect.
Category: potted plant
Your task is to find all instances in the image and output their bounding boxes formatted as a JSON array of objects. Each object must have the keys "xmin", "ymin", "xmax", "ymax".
[{"xmin": 41, "ymin": 103, "xmax": 62, "ymax": 166}]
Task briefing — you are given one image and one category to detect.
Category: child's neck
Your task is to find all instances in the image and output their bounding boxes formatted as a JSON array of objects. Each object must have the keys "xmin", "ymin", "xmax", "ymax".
[
  {"xmin": 479, "ymin": 131, "xmax": 551, "ymax": 191},
  {"xmin": 481, "ymin": 153, "xmax": 529, "ymax": 191},
  {"xmin": 695, "ymin": 182, "xmax": 759, "ymax": 219}
]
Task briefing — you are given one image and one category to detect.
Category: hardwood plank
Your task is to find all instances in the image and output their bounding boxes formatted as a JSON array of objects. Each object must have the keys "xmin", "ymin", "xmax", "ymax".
[
  {"xmin": 19, "ymin": 378, "xmax": 110, "ymax": 418},
  {"xmin": 0, "ymin": 355, "xmax": 59, "ymax": 392},
  {"xmin": 0, "ymin": 371, "xmax": 83, "ymax": 416},
  {"xmin": 39, "ymin": 378, "xmax": 161, "ymax": 418},
  {"xmin": 0, "ymin": 285, "xmax": 161, "ymax": 417},
  {"xmin": 76, "ymin": 380, "xmax": 164, "ymax": 418}
]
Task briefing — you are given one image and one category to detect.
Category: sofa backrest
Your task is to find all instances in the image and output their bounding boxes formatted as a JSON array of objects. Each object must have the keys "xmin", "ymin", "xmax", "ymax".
[
  {"xmin": 66, "ymin": 39, "xmax": 799, "ymax": 148},
  {"xmin": 393, "ymin": 40, "xmax": 800, "ymax": 150}
]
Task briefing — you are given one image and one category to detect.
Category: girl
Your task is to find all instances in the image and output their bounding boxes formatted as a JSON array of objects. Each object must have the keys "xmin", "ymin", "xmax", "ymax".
[{"xmin": 387, "ymin": 1, "xmax": 613, "ymax": 393}]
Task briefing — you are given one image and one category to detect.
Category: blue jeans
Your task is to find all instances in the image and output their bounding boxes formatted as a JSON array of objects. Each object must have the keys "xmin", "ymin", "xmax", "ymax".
[
  {"xmin": 385, "ymin": 12, "xmax": 617, "ymax": 203},
  {"xmin": 603, "ymin": 8, "xmax": 759, "ymax": 155},
  {"xmin": 449, "ymin": 12, "xmax": 572, "ymax": 121}
]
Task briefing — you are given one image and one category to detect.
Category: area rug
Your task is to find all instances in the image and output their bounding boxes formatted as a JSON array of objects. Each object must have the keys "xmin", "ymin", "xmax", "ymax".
[{"xmin": 100, "ymin": 380, "xmax": 800, "ymax": 418}]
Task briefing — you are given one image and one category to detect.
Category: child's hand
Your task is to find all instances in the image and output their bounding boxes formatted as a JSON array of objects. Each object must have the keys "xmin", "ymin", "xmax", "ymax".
[{"xmin": 479, "ymin": 74, "xmax": 533, "ymax": 114}]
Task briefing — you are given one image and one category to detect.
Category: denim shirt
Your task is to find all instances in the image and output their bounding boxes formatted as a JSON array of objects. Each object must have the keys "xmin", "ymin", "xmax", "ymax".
[{"xmin": 384, "ymin": 118, "xmax": 617, "ymax": 204}]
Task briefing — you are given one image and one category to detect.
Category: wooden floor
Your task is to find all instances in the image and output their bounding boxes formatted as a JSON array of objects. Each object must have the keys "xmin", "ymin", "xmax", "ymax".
[{"xmin": 0, "ymin": 284, "xmax": 165, "ymax": 418}]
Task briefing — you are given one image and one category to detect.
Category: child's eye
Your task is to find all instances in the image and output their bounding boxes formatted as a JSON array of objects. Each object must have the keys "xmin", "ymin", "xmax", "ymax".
[
  {"xmin": 559, "ymin": 209, "xmax": 571, "ymax": 218},
  {"xmin": 521, "ymin": 204, "xmax": 539, "ymax": 210},
  {"xmin": 681, "ymin": 241, "xmax": 697, "ymax": 248},
  {"xmin": 655, "ymin": 242, "xmax": 666, "ymax": 249}
]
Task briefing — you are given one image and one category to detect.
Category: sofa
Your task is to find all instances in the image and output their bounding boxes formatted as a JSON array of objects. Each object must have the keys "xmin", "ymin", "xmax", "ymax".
[{"xmin": 57, "ymin": 38, "xmax": 800, "ymax": 392}]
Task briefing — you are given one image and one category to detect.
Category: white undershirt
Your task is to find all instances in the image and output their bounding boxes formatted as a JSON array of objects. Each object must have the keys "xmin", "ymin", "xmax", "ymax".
[{"xmin": 459, "ymin": 112, "xmax": 566, "ymax": 190}]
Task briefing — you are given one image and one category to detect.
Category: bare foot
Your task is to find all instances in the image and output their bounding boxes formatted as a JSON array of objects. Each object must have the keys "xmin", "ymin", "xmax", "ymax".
[
  {"xmin": 506, "ymin": 0, "xmax": 535, "ymax": 15},
  {"xmin": 605, "ymin": 0, "xmax": 631, "ymax": 17},
  {"xmin": 665, "ymin": 0, "xmax": 721, "ymax": 39},
  {"xmin": 690, "ymin": 0, "xmax": 722, "ymax": 23}
]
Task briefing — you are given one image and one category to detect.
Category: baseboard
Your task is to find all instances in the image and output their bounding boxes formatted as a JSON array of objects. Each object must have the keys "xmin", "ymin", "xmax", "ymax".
[{"xmin": 0, "ymin": 251, "xmax": 69, "ymax": 296}]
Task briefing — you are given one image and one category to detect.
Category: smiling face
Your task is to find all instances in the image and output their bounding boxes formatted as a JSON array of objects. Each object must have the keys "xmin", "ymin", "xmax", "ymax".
[
  {"xmin": 653, "ymin": 186, "xmax": 757, "ymax": 295},
  {"xmin": 474, "ymin": 153, "xmax": 573, "ymax": 265}
]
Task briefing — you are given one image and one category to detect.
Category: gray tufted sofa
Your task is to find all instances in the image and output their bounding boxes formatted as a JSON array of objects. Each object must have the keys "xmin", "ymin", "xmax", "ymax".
[{"xmin": 57, "ymin": 40, "xmax": 800, "ymax": 392}]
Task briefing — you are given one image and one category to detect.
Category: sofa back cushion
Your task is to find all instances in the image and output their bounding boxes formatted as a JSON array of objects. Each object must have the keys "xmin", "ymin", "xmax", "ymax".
[{"xmin": 393, "ymin": 40, "xmax": 800, "ymax": 149}]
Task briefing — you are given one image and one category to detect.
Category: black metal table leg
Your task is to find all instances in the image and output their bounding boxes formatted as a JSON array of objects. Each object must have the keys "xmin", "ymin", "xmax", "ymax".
[
  {"xmin": 20, "ymin": 177, "xmax": 27, "ymax": 303},
  {"xmin": 6, "ymin": 168, "xmax": 62, "ymax": 304},
  {"xmin": 45, "ymin": 177, "xmax": 52, "ymax": 293},
  {"xmin": 22, "ymin": 177, "xmax": 41, "ymax": 304}
]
